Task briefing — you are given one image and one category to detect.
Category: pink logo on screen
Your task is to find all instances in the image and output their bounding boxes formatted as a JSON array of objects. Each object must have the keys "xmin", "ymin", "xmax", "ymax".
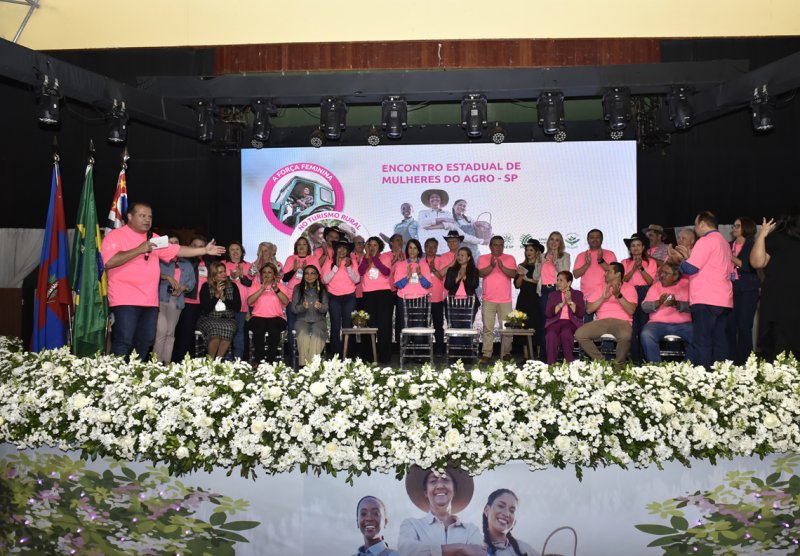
[{"xmin": 262, "ymin": 163, "xmax": 344, "ymax": 235}]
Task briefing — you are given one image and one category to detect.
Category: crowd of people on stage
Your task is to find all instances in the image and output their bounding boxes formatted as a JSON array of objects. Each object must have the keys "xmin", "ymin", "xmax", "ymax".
[{"xmin": 102, "ymin": 199, "xmax": 800, "ymax": 368}]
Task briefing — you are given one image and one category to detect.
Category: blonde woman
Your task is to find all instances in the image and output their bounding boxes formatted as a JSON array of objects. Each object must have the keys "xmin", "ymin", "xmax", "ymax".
[
  {"xmin": 539, "ymin": 232, "xmax": 571, "ymax": 360},
  {"xmin": 197, "ymin": 261, "xmax": 241, "ymax": 359}
]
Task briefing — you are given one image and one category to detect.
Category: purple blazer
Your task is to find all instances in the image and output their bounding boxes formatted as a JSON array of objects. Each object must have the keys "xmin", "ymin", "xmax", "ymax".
[{"xmin": 545, "ymin": 288, "xmax": 585, "ymax": 330}]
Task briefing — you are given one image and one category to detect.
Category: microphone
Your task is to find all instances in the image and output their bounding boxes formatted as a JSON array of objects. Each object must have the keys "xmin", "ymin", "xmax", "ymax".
[{"xmin": 144, "ymin": 230, "xmax": 153, "ymax": 261}]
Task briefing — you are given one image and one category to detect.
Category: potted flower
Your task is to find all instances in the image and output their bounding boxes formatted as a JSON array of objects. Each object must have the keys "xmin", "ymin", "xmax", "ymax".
[
  {"xmin": 504, "ymin": 310, "xmax": 527, "ymax": 328},
  {"xmin": 351, "ymin": 309, "xmax": 370, "ymax": 328}
]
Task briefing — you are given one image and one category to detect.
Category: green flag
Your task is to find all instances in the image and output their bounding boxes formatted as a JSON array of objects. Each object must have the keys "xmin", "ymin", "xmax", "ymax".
[{"xmin": 69, "ymin": 163, "xmax": 108, "ymax": 357}]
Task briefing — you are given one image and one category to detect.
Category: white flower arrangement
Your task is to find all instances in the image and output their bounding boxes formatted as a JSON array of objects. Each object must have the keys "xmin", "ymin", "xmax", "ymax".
[{"xmin": 1, "ymin": 336, "xmax": 800, "ymax": 480}]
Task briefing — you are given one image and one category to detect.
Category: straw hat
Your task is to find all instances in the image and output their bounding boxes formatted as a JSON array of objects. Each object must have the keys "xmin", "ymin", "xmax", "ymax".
[
  {"xmin": 405, "ymin": 464, "xmax": 474, "ymax": 514},
  {"xmin": 420, "ymin": 189, "xmax": 449, "ymax": 208}
]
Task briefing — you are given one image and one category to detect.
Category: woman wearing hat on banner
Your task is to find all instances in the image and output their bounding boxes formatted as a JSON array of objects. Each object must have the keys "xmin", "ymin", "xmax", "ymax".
[
  {"xmin": 353, "ymin": 496, "xmax": 400, "ymax": 556},
  {"xmin": 446, "ymin": 199, "xmax": 488, "ymax": 260},
  {"xmin": 622, "ymin": 233, "xmax": 657, "ymax": 363},
  {"xmin": 418, "ymin": 189, "xmax": 455, "ymax": 256},
  {"xmin": 398, "ymin": 465, "xmax": 484, "ymax": 556},
  {"xmin": 513, "ymin": 239, "xmax": 543, "ymax": 359},
  {"xmin": 322, "ymin": 238, "xmax": 360, "ymax": 358},
  {"xmin": 482, "ymin": 489, "xmax": 538, "ymax": 556}
]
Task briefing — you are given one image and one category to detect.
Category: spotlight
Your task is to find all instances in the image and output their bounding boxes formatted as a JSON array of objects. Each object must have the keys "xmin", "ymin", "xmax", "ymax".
[
  {"xmin": 553, "ymin": 126, "xmax": 567, "ymax": 143},
  {"xmin": 751, "ymin": 85, "xmax": 774, "ymax": 132},
  {"xmin": 602, "ymin": 87, "xmax": 631, "ymax": 132},
  {"xmin": 310, "ymin": 128, "xmax": 324, "ymax": 148},
  {"xmin": 491, "ymin": 122, "xmax": 506, "ymax": 144},
  {"xmin": 609, "ymin": 130, "xmax": 624, "ymax": 140},
  {"xmin": 667, "ymin": 86, "xmax": 693, "ymax": 130},
  {"xmin": 37, "ymin": 75, "xmax": 60, "ymax": 125},
  {"xmin": 367, "ymin": 125, "xmax": 381, "ymax": 147},
  {"xmin": 320, "ymin": 97, "xmax": 347, "ymax": 140},
  {"xmin": 107, "ymin": 100, "xmax": 128, "ymax": 144},
  {"xmin": 252, "ymin": 99, "xmax": 274, "ymax": 143},
  {"xmin": 382, "ymin": 96, "xmax": 407, "ymax": 140},
  {"xmin": 537, "ymin": 91, "xmax": 565, "ymax": 135},
  {"xmin": 461, "ymin": 94, "xmax": 488, "ymax": 138},
  {"xmin": 195, "ymin": 100, "xmax": 214, "ymax": 142}
]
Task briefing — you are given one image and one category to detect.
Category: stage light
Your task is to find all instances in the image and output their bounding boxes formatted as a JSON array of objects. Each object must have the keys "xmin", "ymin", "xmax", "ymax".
[
  {"xmin": 252, "ymin": 99, "xmax": 272, "ymax": 143},
  {"xmin": 107, "ymin": 100, "xmax": 128, "ymax": 144},
  {"xmin": 537, "ymin": 91, "xmax": 565, "ymax": 135},
  {"xmin": 602, "ymin": 87, "xmax": 631, "ymax": 132},
  {"xmin": 367, "ymin": 125, "xmax": 381, "ymax": 147},
  {"xmin": 609, "ymin": 130, "xmax": 624, "ymax": 140},
  {"xmin": 751, "ymin": 85, "xmax": 774, "ymax": 132},
  {"xmin": 310, "ymin": 128, "xmax": 324, "ymax": 148},
  {"xmin": 461, "ymin": 94, "xmax": 488, "ymax": 138},
  {"xmin": 667, "ymin": 86, "xmax": 693, "ymax": 130},
  {"xmin": 320, "ymin": 97, "xmax": 347, "ymax": 140},
  {"xmin": 382, "ymin": 96, "xmax": 407, "ymax": 140},
  {"xmin": 195, "ymin": 100, "xmax": 214, "ymax": 142},
  {"xmin": 491, "ymin": 123, "xmax": 506, "ymax": 144},
  {"xmin": 553, "ymin": 126, "xmax": 567, "ymax": 143},
  {"xmin": 37, "ymin": 75, "xmax": 60, "ymax": 125}
]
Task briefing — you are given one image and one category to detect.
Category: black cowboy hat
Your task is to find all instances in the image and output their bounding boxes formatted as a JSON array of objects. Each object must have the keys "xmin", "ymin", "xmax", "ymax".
[
  {"xmin": 525, "ymin": 238, "xmax": 545, "ymax": 252},
  {"xmin": 443, "ymin": 230, "xmax": 465, "ymax": 241},
  {"xmin": 331, "ymin": 239, "xmax": 355, "ymax": 255},
  {"xmin": 624, "ymin": 232, "xmax": 650, "ymax": 250}
]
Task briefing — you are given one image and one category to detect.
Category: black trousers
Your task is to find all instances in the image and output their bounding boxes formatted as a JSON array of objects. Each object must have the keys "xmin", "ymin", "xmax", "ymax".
[
  {"xmin": 361, "ymin": 289, "xmax": 393, "ymax": 363},
  {"xmin": 248, "ymin": 316, "xmax": 287, "ymax": 363}
]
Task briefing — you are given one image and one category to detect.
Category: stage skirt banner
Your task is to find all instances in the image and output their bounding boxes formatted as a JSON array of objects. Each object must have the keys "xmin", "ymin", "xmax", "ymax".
[{"xmin": 1, "ymin": 444, "xmax": 796, "ymax": 555}]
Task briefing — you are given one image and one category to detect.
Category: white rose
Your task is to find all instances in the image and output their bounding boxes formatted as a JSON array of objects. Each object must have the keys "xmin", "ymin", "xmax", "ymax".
[
  {"xmin": 445, "ymin": 428, "xmax": 462, "ymax": 447},
  {"xmin": 99, "ymin": 412, "xmax": 112, "ymax": 423},
  {"xmin": 409, "ymin": 384, "xmax": 420, "ymax": 396},
  {"xmin": 138, "ymin": 397, "xmax": 155, "ymax": 411},
  {"xmin": 554, "ymin": 435, "xmax": 572, "ymax": 452},
  {"xmin": 325, "ymin": 441, "xmax": 338, "ymax": 456},
  {"xmin": 265, "ymin": 385, "xmax": 282, "ymax": 401},
  {"xmin": 693, "ymin": 425, "xmax": 712, "ymax": 443},
  {"xmin": 515, "ymin": 371, "xmax": 527, "ymax": 386},
  {"xmin": 339, "ymin": 378, "xmax": 352, "ymax": 391},
  {"xmin": 230, "ymin": 380, "xmax": 245, "ymax": 393},
  {"xmin": 199, "ymin": 416, "xmax": 214, "ymax": 429},
  {"xmin": 176, "ymin": 446, "xmax": 190, "ymax": 459},
  {"xmin": 259, "ymin": 445, "xmax": 272, "ymax": 460},
  {"xmin": 106, "ymin": 371, "xmax": 119, "ymax": 383},
  {"xmin": 119, "ymin": 436, "xmax": 135, "ymax": 451},
  {"xmin": 606, "ymin": 401, "xmax": 623, "ymax": 419},
  {"xmin": 72, "ymin": 393, "xmax": 89, "ymax": 409},
  {"xmin": 660, "ymin": 402, "xmax": 676, "ymax": 416},
  {"xmin": 764, "ymin": 413, "xmax": 781, "ymax": 429},
  {"xmin": 309, "ymin": 382, "xmax": 328, "ymax": 397},
  {"xmin": 446, "ymin": 395, "xmax": 459, "ymax": 409},
  {"xmin": 470, "ymin": 369, "xmax": 486, "ymax": 384},
  {"xmin": 387, "ymin": 376, "xmax": 397, "ymax": 388},
  {"xmin": 251, "ymin": 420, "xmax": 267, "ymax": 435},
  {"xmin": 42, "ymin": 362, "xmax": 55, "ymax": 372}
]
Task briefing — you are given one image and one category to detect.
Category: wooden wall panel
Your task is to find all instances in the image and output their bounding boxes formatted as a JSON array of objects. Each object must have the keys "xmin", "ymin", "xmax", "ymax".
[{"xmin": 214, "ymin": 39, "xmax": 661, "ymax": 74}]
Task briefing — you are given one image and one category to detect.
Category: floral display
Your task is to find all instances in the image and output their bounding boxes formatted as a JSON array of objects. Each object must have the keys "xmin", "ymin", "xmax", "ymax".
[
  {"xmin": 504, "ymin": 310, "xmax": 528, "ymax": 328},
  {"xmin": 636, "ymin": 453, "xmax": 800, "ymax": 555},
  {"xmin": 350, "ymin": 310, "xmax": 370, "ymax": 328},
  {"xmin": 1, "ymin": 335, "xmax": 800, "ymax": 482}
]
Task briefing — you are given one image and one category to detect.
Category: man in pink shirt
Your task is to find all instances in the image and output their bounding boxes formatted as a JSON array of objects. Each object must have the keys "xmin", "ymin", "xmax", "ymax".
[
  {"xmin": 669, "ymin": 211, "xmax": 733, "ymax": 368},
  {"xmin": 102, "ymin": 202, "xmax": 225, "ymax": 359},
  {"xmin": 573, "ymin": 228, "xmax": 617, "ymax": 313},
  {"xmin": 574, "ymin": 262, "xmax": 637, "ymax": 363},
  {"xmin": 640, "ymin": 262, "xmax": 693, "ymax": 362},
  {"xmin": 477, "ymin": 235, "xmax": 517, "ymax": 363}
]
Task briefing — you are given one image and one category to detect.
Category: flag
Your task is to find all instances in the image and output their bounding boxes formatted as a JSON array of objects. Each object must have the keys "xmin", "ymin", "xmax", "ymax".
[
  {"xmin": 32, "ymin": 160, "xmax": 72, "ymax": 351},
  {"xmin": 106, "ymin": 165, "xmax": 128, "ymax": 232},
  {"xmin": 69, "ymin": 163, "xmax": 108, "ymax": 357}
]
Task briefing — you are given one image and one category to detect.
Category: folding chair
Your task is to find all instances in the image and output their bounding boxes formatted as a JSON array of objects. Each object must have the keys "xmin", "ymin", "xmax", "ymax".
[
  {"xmin": 400, "ymin": 294, "xmax": 435, "ymax": 368},
  {"xmin": 659, "ymin": 334, "xmax": 688, "ymax": 362},
  {"xmin": 248, "ymin": 329, "xmax": 295, "ymax": 366},
  {"xmin": 193, "ymin": 330, "xmax": 233, "ymax": 360},
  {"xmin": 443, "ymin": 295, "xmax": 480, "ymax": 364}
]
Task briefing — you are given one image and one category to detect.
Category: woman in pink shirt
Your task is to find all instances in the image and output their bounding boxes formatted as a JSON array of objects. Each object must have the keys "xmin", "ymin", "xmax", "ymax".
[
  {"xmin": 358, "ymin": 236, "xmax": 394, "ymax": 363},
  {"xmin": 394, "ymin": 239, "xmax": 433, "ymax": 300},
  {"xmin": 224, "ymin": 241, "xmax": 252, "ymax": 360},
  {"xmin": 622, "ymin": 233, "xmax": 657, "ymax": 363},
  {"xmin": 247, "ymin": 262, "xmax": 290, "ymax": 364},
  {"xmin": 282, "ymin": 236, "xmax": 320, "ymax": 365},
  {"xmin": 322, "ymin": 239, "xmax": 360, "ymax": 358},
  {"xmin": 544, "ymin": 270, "xmax": 585, "ymax": 364}
]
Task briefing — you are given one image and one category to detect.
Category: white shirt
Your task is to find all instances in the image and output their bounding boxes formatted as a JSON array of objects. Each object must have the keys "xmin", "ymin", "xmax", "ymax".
[{"xmin": 398, "ymin": 512, "xmax": 483, "ymax": 556}]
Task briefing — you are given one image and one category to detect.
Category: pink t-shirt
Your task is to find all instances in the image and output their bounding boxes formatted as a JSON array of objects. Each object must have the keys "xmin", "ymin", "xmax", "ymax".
[
  {"xmin": 685, "ymin": 230, "xmax": 734, "ymax": 308},
  {"xmin": 644, "ymin": 279, "xmax": 691, "ymax": 324},
  {"xmin": 558, "ymin": 291, "xmax": 570, "ymax": 319},
  {"xmin": 282, "ymin": 254, "xmax": 321, "ymax": 293},
  {"xmin": 574, "ymin": 249, "xmax": 617, "ymax": 297},
  {"xmin": 184, "ymin": 261, "xmax": 207, "ymax": 305},
  {"xmin": 424, "ymin": 255, "xmax": 446, "ymax": 303},
  {"xmin": 541, "ymin": 258, "xmax": 557, "ymax": 286},
  {"xmin": 102, "ymin": 225, "xmax": 181, "ymax": 308},
  {"xmin": 622, "ymin": 257, "xmax": 658, "ymax": 287},
  {"xmin": 591, "ymin": 282, "xmax": 636, "ymax": 323},
  {"xmin": 321, "ymin": 258, "xmax": 358, "ymax": 296},
  {"xmin": 248, "ymin": 282, "xmax": 289, "ymax": 319},
  {"xmin": 393, "ymin": 259, "xmax": 433, "ymax": 299},
  {"xmin": 477, "ymin": 253, "xmax": 516, "ymax": 303},
  {"xmin": 361, "ymin": 252, "xmax": 394, "ymax": 293},
  {"xmin": 223, "ymin": 260, "xmax": 251, "ymax": 313},
  {"xmin": 731, "ymin": 241, "xmax": 743, "ymax": 280},
  {"xmin": 455, "ymin": 281, "xmax": 467, "ymax": 299}
]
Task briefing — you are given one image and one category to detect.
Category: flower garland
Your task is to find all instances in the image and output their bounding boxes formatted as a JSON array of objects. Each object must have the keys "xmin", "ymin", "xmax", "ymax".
[{"xmin": 1, "ymin": 336, "xmax": 799, "ymax": 481}]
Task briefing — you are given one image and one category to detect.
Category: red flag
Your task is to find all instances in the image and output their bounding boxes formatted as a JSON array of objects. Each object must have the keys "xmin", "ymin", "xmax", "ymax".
[{"xmin": 106, "ymin": 165, "xmax": 128, "ymax": 232}]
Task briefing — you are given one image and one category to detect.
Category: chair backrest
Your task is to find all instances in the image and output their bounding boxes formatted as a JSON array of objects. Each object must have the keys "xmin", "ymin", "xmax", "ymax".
[
  {"xmin": 402, "ymin": 294, "xmax": 431, "ymax": 328},
  {"xmin": 446, "ymin": 295, "xmax": 476, "ymax": 329}
]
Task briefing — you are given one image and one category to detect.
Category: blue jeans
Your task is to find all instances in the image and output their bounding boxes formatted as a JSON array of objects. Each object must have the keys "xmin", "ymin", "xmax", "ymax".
[
  {"xmin": 111, "ymin": 305, "xmax": 159, "ymax": 360},
  {"xmin": 729, "ymin": 285, "xmax": 759, "ymax": 365},
  {"xmin": 232, "ymin": 312, "xmax": 246, "ymax": 360},
  {"xmin": 328, "ymin": 292, "xmax": 356, "ymax": 358},
  {"xmin": 689, "ymin": 304, "xmax": 731, "ymax": 369},
  {"xmin": 640, "ymin": 321, "xmax": 694, "ymax": 362}
]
